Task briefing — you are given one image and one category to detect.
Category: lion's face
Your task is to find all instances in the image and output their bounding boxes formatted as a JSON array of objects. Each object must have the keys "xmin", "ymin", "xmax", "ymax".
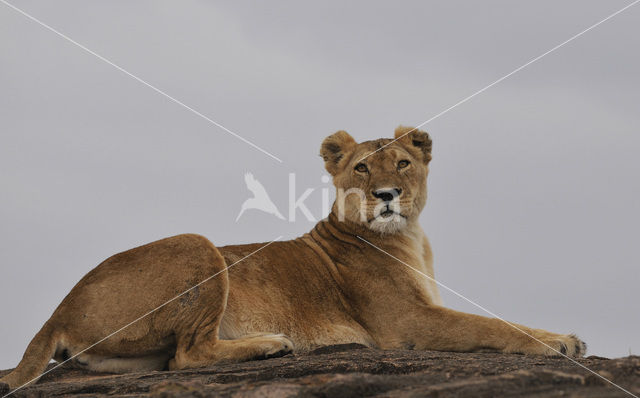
[{"xmin": 320, "ymin": 126, "xmax": 432, "ymax": 234}]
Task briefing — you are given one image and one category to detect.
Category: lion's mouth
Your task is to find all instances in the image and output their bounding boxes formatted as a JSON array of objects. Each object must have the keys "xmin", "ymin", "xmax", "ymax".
[
  {"xmin": 367, "ymin": 208, "xmax": 407, "ymax": 223},
  {"xmin": 380, "ymin": 209, "xmax": 395, "ymax": 217}
]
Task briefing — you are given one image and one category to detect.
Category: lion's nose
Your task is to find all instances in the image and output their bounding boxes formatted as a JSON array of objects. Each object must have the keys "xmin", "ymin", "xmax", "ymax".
[{"xmin": 372, "ymin": 188, "xmax": 402, "ymax": 202}]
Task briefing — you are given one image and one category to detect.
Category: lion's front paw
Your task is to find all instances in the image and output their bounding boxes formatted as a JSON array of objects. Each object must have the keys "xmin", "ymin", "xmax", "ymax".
[
  {"xmin": 252, "ymin": 334, "xmax": 294, "ymax": 360},
  {"xmin": 549, "ymin": 334, "xmax": 587, "ymax": 357},
  {"xmin": 513, "ymin": 332, "xmax": 586, "ymax": 357}
]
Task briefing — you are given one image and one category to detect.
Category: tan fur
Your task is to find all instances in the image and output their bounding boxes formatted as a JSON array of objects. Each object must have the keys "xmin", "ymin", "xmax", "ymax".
[{"xmin": 0, "ymin": 126, "xmax": 585, "ymax": 390}]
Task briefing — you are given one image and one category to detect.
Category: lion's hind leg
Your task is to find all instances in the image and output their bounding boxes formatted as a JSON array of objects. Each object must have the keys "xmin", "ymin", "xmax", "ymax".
[{"xmin": 169, "ymin": 333, "xmax": 294, "ymax": 370}]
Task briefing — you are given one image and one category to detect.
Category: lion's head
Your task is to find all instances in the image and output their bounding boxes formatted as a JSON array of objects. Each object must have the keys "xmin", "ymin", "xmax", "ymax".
[{"xmin": 320, "ymin": 126, "xmax": 432, "ymax": 234}]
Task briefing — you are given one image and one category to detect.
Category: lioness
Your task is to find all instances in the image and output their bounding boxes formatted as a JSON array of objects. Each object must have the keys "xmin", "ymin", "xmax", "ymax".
[{"xmin": 0, "ymin": 127, "xmax": 585, "ymax": 391}]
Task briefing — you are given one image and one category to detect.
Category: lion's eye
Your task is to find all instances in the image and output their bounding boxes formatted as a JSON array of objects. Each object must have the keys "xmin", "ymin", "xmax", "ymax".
[
  {"xmin": 354, "ymin": 163, "xmax": 368, "ymax": 173},
  {"xmin": 398, "ymin": 160, "xmax": 410, "ymax": 169}
]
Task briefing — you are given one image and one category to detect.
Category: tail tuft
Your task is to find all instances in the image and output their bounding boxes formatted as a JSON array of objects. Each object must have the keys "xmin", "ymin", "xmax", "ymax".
[{"xmin": 0, "ymin": 381, "xmax": 10, "ymax": 395}]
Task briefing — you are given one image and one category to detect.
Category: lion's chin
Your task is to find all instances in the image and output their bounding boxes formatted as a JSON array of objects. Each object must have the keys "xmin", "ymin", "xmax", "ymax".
[{"xmin": 368, "ymin": 214, "xmax": 408, "ymax": 234}]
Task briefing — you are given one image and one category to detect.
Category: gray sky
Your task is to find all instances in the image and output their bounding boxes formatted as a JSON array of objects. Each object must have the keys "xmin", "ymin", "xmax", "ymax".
[{"xmin": 1, "ymin": 0, "xmax": 638, "ymax": 369}]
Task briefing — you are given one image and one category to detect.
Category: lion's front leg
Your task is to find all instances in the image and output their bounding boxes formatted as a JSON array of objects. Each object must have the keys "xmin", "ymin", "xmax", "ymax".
[{"xmin": 395, "ymin": 306, "xmax": 586, "ymax": 357}]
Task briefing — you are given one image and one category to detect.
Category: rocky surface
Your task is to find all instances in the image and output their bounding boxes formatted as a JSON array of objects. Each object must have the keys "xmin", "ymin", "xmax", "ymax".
[{"xmin": 1, "ymin": 344, "xmax": 639, "ymax": 397}]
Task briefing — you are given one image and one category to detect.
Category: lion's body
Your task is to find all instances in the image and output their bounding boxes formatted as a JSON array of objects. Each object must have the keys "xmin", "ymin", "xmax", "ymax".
[
  {"xmin": 0, "ymin": 127, "xmax": 585, "ymax": 391},
  {"xmin": 220, "ymin": 217, "xmax": 441, "ymax": 350}
]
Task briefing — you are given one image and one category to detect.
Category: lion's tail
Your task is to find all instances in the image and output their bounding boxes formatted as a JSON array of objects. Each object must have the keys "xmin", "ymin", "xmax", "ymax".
[{"xmin": 0, "ymin": 322, "xmax": 58, "ymax": 393}]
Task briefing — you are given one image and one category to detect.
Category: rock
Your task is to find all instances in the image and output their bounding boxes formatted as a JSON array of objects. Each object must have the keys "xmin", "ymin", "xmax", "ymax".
[{"xmin": 1, "ymin": 345, "xmax": 638, "ymax": 397}]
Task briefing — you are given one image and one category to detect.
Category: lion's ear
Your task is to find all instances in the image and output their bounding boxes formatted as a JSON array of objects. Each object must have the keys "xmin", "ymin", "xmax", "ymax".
[
  {"xmin": 394, "ymin": 126, "xmax": 432, "ymax": 164},
  {"xmin": 320, "ymin": 130, "xmax": 357, "ymax": 175}
]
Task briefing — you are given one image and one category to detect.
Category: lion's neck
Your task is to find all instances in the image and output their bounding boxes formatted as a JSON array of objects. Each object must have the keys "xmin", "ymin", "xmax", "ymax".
[
  {"xmin": 304, "ymin": 209, "xmax": 426, "ymax": 263},
  {"xmin": 301, "ymin": 209, "xmax": 437, "ymax": 310}
]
